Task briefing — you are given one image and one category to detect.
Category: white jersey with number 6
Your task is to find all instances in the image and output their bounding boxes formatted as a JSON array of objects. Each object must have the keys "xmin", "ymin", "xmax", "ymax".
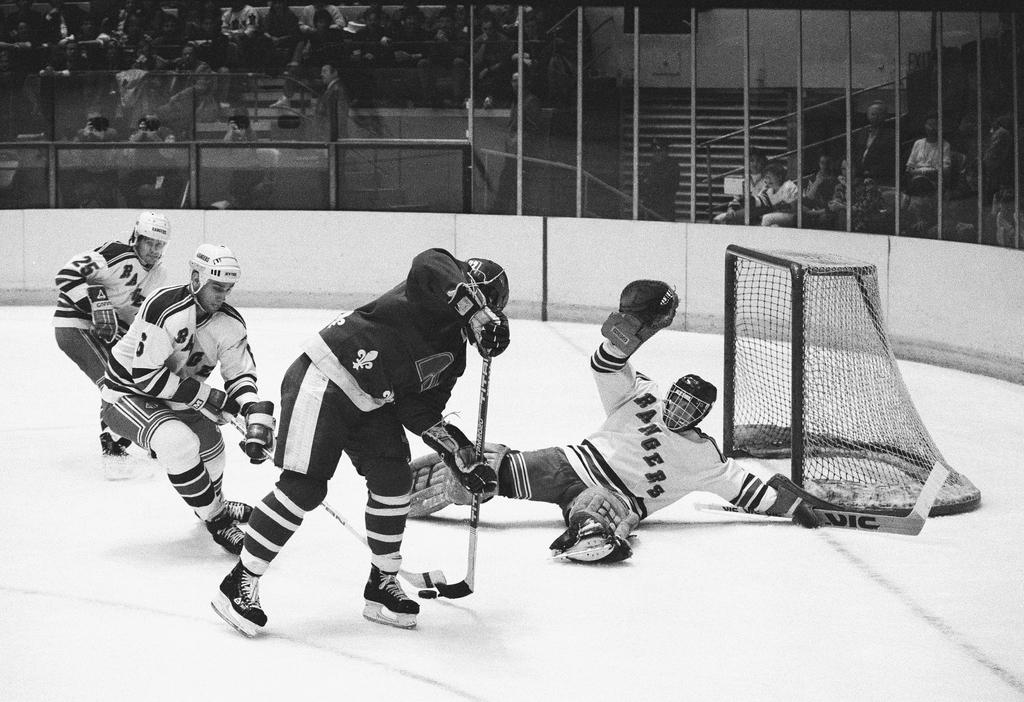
[{"xmin": 103, "ymin": 284, "xmax": 259, "ymax": 412}]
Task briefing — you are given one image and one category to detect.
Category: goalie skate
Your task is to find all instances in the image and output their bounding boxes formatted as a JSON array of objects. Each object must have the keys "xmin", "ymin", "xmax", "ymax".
[{"xmin": 549, "ymin": 518, "xmax": 631, "ymax": 563}]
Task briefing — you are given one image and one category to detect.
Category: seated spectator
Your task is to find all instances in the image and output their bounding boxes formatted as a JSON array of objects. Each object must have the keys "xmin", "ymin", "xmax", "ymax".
[
  {"xmin": 262, "ymin": 0, "xmax": 301, "ymax": 77},
  {"xmin": 150, "ymin": 11, "xmax": 185, "ymax": 62},
  {"xmin": 188, "ymin": 12, "xmax": 232, "ymax": 71},
  {"xmin": 220, "ymin": 0, "xmax": 261, "ymax": 70},
  {"xmin": 1, "ymin": 19, "xmax": 45, "ymax": 73},
  {"xmin": 157, "ymin": 65, "xmax": 226, "ymax": 135},
  {"xmin": 801, "ymin": 153, "xmax": 839, "ymax": 228},
  {"xmin": 712, "ymin": 149, "xmax": 769, "ymax": 224},
  {"xmin": 6, "ymin": 0, "xmax": 44, "ymax": 44},
  {"xmin": 295, "ymin": 9, "xmax": 346, "ymax": 82},
  {"xmin": 757, "ymin": 163, "xmax": 800, "ymax": 227},
  {"xmin": 983, "ymin": 114, "xmax": 1013, "ymax": 202},
  {"xmin": 905, "ymin": 111, "xmax": 951, "ymax": 196},
  {"xmin": 297, "ymin": 1, "xmax": 346, "ymax": 36}
]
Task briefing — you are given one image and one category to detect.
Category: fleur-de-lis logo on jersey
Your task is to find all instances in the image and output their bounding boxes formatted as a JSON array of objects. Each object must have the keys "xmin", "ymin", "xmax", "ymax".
[{"xmin": 353, "ymin": 349, "xmax": 378, "ymax": 371}]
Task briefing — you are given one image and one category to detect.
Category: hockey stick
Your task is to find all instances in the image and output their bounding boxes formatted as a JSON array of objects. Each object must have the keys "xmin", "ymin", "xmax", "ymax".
[
  {"xmin": 419, "ymin": 356, "xmax": 491, "ymax": 600},
  {"xmin": 227, "ymin": 415, "xmax": 449, "ymax": 589},
  {"xmin": 694, "ymin": 466, "xmax": 950, "ymax": 536}
]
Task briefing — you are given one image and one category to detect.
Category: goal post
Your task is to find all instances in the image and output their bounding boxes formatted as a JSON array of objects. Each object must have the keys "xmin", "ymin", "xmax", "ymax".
[{"xmin": 723, "ymin": 245, "xmax": 980, "ymax": 517}]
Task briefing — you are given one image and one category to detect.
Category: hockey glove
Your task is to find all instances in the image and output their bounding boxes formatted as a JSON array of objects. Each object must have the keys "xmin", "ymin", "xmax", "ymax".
[
  {"xmin": 421, "ymin": 422, "xmax": 498, "ymax": 494},
  {"xmin": 240, "ymin": 401, "xmax": 275, "ymax": 464},
  {"xmin": 449, "ymin": 276, "xmax": 509, "ymax": 358},
  {"xmin": 600, "ymin": 280, "xmax": 678, "ymax": 357},
  {"xmin": 172, "ymin": 378, "xmax": 230, "ymax": 424},
  {"xmin": 87, "ymin": 285, "xmax": 119, "ymax": 343}
]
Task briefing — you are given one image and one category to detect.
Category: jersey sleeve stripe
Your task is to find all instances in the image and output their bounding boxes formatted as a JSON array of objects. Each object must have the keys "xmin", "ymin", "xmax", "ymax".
[{"xmin": 591, "ymin": 343, "xmax": 629, "ymax": 373}]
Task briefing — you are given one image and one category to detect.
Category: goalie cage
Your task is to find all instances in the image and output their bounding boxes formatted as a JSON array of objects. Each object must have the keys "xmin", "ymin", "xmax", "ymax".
[{"xmin": 722, "ymin": 245, "xmax": 980, "ymax": 517}]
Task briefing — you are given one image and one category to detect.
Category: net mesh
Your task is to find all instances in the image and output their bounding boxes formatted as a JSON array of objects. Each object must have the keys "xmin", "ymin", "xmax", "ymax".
[{"xmin": 728, "ymin": 250, "xmax": 980, "ymax": 516}]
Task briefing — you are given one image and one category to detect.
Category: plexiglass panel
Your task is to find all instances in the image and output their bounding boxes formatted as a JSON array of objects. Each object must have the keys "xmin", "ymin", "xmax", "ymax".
[{"xmin": 199, "ymin": 145, "xmax": 328, "ymax": 209}]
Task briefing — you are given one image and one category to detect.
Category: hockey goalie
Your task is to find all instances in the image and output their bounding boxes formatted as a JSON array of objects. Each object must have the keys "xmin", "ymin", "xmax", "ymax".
[{"xmin": 408, "ymin": 280, "xmax": 818, "ymax": 564}]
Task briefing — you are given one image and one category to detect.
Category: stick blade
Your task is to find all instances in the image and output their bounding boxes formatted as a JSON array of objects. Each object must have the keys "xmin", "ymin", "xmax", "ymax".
[{"xmin": 434, "ymin": 580, "xmax": 474, "ymax": 599}]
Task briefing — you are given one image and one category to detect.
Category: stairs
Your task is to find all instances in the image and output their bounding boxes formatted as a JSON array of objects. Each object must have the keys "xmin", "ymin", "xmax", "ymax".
[{"xmin": 620, "ymin": 87, "xmax": 794, "ymax": 221}]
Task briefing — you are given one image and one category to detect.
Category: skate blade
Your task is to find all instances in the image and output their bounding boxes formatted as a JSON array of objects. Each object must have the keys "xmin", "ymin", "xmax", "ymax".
[
  {"xmin": 362, "ymin": 602, "xmax": 417, "ymax": 629},
  {"xmin": 211, "ymin": 594, "xmax": 262, "ymax": 638},
  {"xmin": 550, "ymin": 541, "xmax": 615, "ymax": 563}
]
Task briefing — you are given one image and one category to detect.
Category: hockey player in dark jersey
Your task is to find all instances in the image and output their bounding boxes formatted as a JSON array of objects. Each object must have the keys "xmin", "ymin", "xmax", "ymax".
[
  {"xmin": 101, "ymin": 244, "xmax": 275, "ymax": 555},
  {"xmin": 405, "ymin": 280, "xmax": 819, "ymax": 564},
  {"xmin": 212, "ymin": 249, "xmax": 510, "ymax": 637},
  {"xmin": 53, "ymin": 211, "xmax": 171, "ymax": 479}
]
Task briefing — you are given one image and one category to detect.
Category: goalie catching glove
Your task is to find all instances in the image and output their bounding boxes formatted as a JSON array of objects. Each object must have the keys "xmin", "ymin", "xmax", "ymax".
[
  {"xmin": 600, "ymin": 279, "xmax": 678, "ymax": 357},
  {"xmin": 87, "ymin": 285, "xmax": 119, "ymax": 342},
  {"xmin": 421, "ymin": 422, "xmax": 497, "ymax": 494},
  {"xmin": 239, "ymin": 401, "xmax": 275, "ymax": 464}
]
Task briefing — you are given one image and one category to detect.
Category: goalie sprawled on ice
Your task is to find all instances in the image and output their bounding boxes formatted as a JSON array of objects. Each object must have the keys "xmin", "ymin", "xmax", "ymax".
[{"xmin": 408, "ymin": 280, "xmax": 818, "ymax": 564}]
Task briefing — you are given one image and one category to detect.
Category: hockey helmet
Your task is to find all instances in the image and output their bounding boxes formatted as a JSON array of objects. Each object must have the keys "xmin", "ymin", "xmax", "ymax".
[
  {"xmin": 131, "ymin": 211, "xmax": 171, "ymax": 244},
  {"xmin": 189, "ymin": 243, "xmax": 241, "ymax": 293},
  {"xmin": 664, "ymin": 374, "xmax": 717, "ymax": 432},
  {"xmin": 466, "ymin": 258, "xmax": 509, "ymax": 312}
]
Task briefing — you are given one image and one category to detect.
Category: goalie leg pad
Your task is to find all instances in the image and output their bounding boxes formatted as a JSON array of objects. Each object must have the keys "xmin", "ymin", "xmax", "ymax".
[{"xmin": 408, "ymin": 443, "xmax": 506, "ymax": 518}]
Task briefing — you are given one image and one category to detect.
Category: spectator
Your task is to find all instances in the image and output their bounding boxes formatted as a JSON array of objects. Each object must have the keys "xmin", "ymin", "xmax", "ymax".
[
  {"xmin": 639, "ymin": 138, "xmax": 680, "ymax": 221},
  {"xmin": 121, "ymin": 113, "xmax": 182, "ymax": 208},
  {"xmin": 905, "ymin": 111, "xmax": 951, "ymax": 196},
  {"xmin": 39, "ymin": 0, "xmax": 85, "ymax": 49},
  {"xmin": 6, "ymin": 0, "xmax": 44, "ymax": 44},
  {"xmin": 209, "ymin": 112, "xmax": 276, "ymax": 209},
  {"xmin": 297, "ymin": 0, "xmax": 346, "ymax": 36},
  {"xmin": 220, "ymin": 0, "xmax": 261, "ymax": 70},
  {"xmin": 419, "ymin": 12, "xmax": 469, "ymax": 108},
  {"xmin": 983, "ymin": 114, "xmax": 1013, "ymax": 202},
  {"xmin": 313, "ymin": 61, "xmax": 348, "ymax": 139},
  {"xmin": 473, "ymin": 13, "xmax": 513, "ymax": 107},
  {"xmin": 713, "ymin": 149, "xmax": 769, "ymax": 224},
  {"xmin": 150, "ymin": 11, "xmax": 186, "ymax": 62},
  {"xmin": 801, "ymin": 153, "xmax": 839, "ymax": 228},
  {"xmin": 853, "ymin": 100, "xmax": 896, "ymax": 187},
  {"xmin": 68, "ymin": 109, "xmax": 120, "ymax": 207},
  {"xmin": 757, "ymin": 162, "xmax": 800, "ymax": 227},
  {"xmin": 262, "ymin": 0, "xmax": 301, "ymax": 85},
  {"xmin": 157, "ymin": 65, "xmax": 226, "ymax": 134},
  {"xmin": 188, "ymin": 12, "xmax": 231, "ymax": 71}
]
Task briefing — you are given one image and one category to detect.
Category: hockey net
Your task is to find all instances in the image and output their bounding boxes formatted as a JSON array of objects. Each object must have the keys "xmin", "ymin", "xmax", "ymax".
[{"xmin": 723, "ymin": 245, "xmax": 980, "ymax": 516}]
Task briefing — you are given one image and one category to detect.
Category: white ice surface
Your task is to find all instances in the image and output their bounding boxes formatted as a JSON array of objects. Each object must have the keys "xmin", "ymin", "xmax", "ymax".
[{"xmin": 2, "ymin": 306, "xmax": 1023, "ymax": 702}]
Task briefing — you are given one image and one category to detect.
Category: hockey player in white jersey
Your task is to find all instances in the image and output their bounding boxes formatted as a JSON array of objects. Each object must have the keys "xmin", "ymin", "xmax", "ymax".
[
  {"xmin": 408, "ymin": 280, "xmax": 818, "ymax": 563},
  {"xmin": 100, "ymin": 244, "xmax": 275, "ymax": 555},
  {"xmin": 53, "ymin": 211, "xmax": 171, "ymax": 478}
]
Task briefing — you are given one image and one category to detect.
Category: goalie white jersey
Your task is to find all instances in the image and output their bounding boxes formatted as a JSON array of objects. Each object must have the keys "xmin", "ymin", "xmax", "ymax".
[
  {"xmin": 103, "ymin": 284, "xmax": 259, "ymax": 412},
  {"xmin": 560, "ymin": 344, "xmax": 763, "ymax": 520}
]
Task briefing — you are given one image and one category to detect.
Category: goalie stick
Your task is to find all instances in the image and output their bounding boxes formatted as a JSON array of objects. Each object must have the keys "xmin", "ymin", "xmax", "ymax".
[
  {"xmin": 418, "ymin": 356, "xmax": 491, "ymax": 600},
  {"xmin": 694, "ymin": 467, "xmax": 951, "ymax": 536},
  {"xmin": 227, "ymin": 415, "xmax": 449, "ymax": 590}
]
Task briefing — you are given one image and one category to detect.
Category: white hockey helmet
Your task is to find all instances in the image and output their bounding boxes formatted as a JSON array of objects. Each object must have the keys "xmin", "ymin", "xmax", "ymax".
[
  {"xmin": 189, "ymin": 244, "xmax": 241, "ymax": 292},
  {"xmin": 131, "ymin": 211, "xmax": 171, "ymax": 244}
]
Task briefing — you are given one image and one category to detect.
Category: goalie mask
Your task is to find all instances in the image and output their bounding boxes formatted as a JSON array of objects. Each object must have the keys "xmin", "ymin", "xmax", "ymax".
[
  {"xmin": 466, "ymin": 258, "xmax": 509, "ymax": 312},
  {"xmin": 664, "ymin": 374, "xmax": 717, "ymax": 432}
]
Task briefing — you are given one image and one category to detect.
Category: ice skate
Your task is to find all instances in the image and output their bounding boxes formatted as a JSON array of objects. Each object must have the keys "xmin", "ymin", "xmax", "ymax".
[
  {"xmin": 205, "ymin": 507, "xmax": 247, "ymax": 555},
  {"xmin": 220, "ymin": 499, "xmax": 253, "ymax": 524},
  {"xmin": 211, "ymin": 561, "xmax": 267, "ymax": 637},
  {"xmin": 363, "ymin": 565, "xmax": 419, "ymax": 629},
  {"xmin": 550, "ymin": 516, "xmax": 632, "ymax": 563}
]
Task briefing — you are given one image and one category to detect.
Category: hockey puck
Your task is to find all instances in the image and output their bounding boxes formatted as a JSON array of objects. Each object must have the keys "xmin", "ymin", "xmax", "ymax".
[{"xmin": 418, "ymin": 589, "xmax": 438, "ymax": 599}]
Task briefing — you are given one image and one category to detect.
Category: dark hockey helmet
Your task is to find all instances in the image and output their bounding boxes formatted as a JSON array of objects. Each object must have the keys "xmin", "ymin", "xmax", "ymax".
[
  {"xmin": 664, "ymin": 374, "xmax": 717, "ymax": 432},
  {"xmin": 466, "ymin": 258, "xmax": 509, "ymax": 312}
]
